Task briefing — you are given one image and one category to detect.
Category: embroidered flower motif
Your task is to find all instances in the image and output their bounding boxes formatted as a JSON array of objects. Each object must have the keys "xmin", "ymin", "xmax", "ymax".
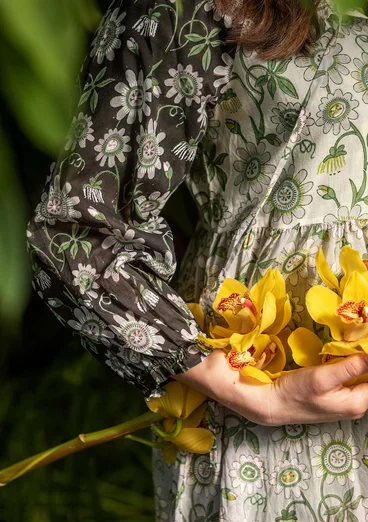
[
  {"xmin": 181, "ymin": 320, "xmax": 202, "ymax": 344},
  {"xmin": 269, "ymin": 459, "xmax": 310, "ymax": 499},
  {"xmin": 271, "ymin": 424, "xmax": 320, "ymax": 454},
  {"xmin": 94, "ymin": 127, "xmax": 131, "ymax": 167},
  {"xmin": 352, "ymin": 52, "xmax": 368, "ymax": 104},
  {"xmin": 141, "ymin": 250, "xmax": 176, "ymax": 279},
  {"xmin": 271, "ymin": 103, "xmax": 314, "ymax": 142},
  {"xmin": 110, "ymin": 311, "xmax": 165, "ymax": 354},
  {"xmin": 287, "ymin": 291, "xmax": 305, "ymax": 326},
  {"xmin": 172, "ymin": 139, "xmax": 198, "ymax": 161},
  {"xmin": 105, "ymin": 349, "xmax": 135, "ymax": 380},
  {"xmin": 133, "ymin": 217, "xmax": 166, "ymax": 234},
  {"xmin": 311, "ymin": 428, "xmax": 360, "ymax": 485},
  {"xmin": 165, "ymin": 64, "xmax": 203, "ymax": 106},
  {"xmin": 324, "ymin": 205, "xmax": 368, "ymax": 239},
  {"xmin": 65, "ymin": 112, "xmax": 95, "ymax": 151},
  {"xmin": 214, "ymin": 53, "xmax": 234, "ymax": 92},
  {"xmin": 68, "ymin": 306, "xmax": 114, "ymax": 347},
  {"xmin": 295, "ymin": 37, "xmax": 350, "ymax": 87},
  {"xmin": 133, "ymin": 191, "xmax": 170, "ymax": 220},
  {"xmin": 90, "ymin": 8, "xmax": 126, "ymax": 64},
  {"xmin": 167, "ymin": 294, "xmax": 194, "ymax": 317},
  {"xmin": 133, "ymin": 8, "xmax": 160, "ymax": 37},
  {"xmin": 187, "ymin": 454, "xmax": 219, "ymax": 498},
  {"xmin": 83, "ymin": 177, "xmax": 104, "ymax": 203},
  {"xmin": 263, "ymin": 166, "xmax": 313, "ymax": 225},
  {"xmin": 101, "ymin": 227, "xmax": 145, "ymax": 254},
  {"xmin": 110, "ymin": 70, "xmax": 152, "ymax": 124},
  {"xmin": 35, "ymin": 175, "xmax": 81, "ymax": 225},
  {"xmin": 316, "ymin": 89, "xmax": 359, "ymax": 135},
  {"xmin": 207, "ymin": 192, "xmax": 232, "ymax": 228},
  {"xmin": 136, "ymin": 287, "xmax": 160, "ymax": 313},
  {"xmin": 103, "ymin": 251, "xmax": 137, "ymax": 282},
  {"xmin": 34, "ymin": 266, "xmax": 52, "ymax": 290},
  {"xmin": 234, "ymin": 142, "xmax": 276, "ymax": 195},
  {"xmin": 204, "ymin": 0, "xmax": 232, "ymax": 28},
  {"xmin": 137, "ymin": 119, "xmax": 166, "ymax": 178},
  {"xmin": 72, "ymin": 263, "xmax": 100, "ymax": 300},
  {"xmin": 197, "ymin": 94, "xmax": 216, "ymax": 127},
  {"xmin": 229, "ymin": 455, "xmax": 266, "ymax": 495},
  {"xmin": 278, "ymin": 239, "xmax": 318, "ymax": 286}
]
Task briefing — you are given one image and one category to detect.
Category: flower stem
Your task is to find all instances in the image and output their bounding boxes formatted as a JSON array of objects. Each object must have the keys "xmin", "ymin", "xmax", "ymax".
[
  {"xmin": 0, "ymin": 410, "xmax": 163, "ymax": 486},
  {"xmin": 125, "ymin": 435, "xmax": 165, "ymax": 449}
]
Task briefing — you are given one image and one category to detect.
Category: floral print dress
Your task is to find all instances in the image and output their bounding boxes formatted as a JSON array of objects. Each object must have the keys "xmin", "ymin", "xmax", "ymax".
[{"xmin": 27, "ymin": 0, "xmax": 368, "ymax": 520}]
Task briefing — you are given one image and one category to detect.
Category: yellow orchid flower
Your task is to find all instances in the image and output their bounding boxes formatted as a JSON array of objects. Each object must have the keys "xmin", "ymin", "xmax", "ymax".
[
  {"xmin": 306, "ymin": 271, "xmax": 368, "ymax": 346},
  {"xmin": 196, "ymin": 269, "xmax": 291, "ymax": 348},
  {"xmin": 316, "ymin": 245, "xmax": 367, "ymax": 295},
  {"xmin": 189, "ymin": 270, "xmax": 291, "ymax": 382},
  {"xmin": 226, "ymin": 333, "xmax": 287, "ymax": 383},
  {"xmin": 146, "ymin": 382, "xmax": 214, "ymax": 464},
  {"xmin": 146, "ymin": 381, "xmax": 207, "ymax": 419},
  {"xmin": 159, "ymin": 403, "xmax": 214, "ymax": 464}
]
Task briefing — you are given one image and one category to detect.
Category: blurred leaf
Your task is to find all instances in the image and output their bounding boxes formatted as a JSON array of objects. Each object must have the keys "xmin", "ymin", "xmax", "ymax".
[{"xmin": 0, "ymin": 127, "xmax": 30, "ymax": 328}]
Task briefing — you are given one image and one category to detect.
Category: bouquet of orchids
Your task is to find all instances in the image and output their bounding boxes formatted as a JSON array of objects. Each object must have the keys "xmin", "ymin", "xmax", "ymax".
[{"xmin": 1, "ymin": 245, "xmax": 367, "ymax": 485}]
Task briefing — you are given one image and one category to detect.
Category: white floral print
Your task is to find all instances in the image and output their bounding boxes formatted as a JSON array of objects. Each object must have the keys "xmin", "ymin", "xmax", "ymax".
[{"xmin": 110, "ymin": 69, "xmax": 152, "ymax": 124}]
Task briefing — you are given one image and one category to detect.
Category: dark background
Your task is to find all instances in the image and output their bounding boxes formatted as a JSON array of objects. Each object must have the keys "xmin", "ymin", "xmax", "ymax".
[{"xmin": 0, "ymin": 5, "xmax": 198, "ymax": 519}]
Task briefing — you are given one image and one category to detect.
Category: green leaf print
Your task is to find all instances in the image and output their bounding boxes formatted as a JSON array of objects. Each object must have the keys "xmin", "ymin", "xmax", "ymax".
[
  {"xmin": 346, "ymin": 512, "xmax": 359, "ymax": 522},
  {"xmin": 343, "ymin": 488, "xmax": 354, "ymax": 504},
  {"xmin": 185, "ymin": 33, "xmax": 203, "ymax": 42},
  {"xmin": 245, "ymin": 429, "xmax": 260, "ymax": 454},
  {"xmin": 276, "ymin": 76, "xmax": 298, "ymax": 99},
  {"xmin": 324, "ymin": 504, "xmax": 341, "ymax": 516},
  {"xmin": 234, "ymin": 429, "xmax": 245, "ymax": 451},
  {"xmin": 268, "ymin": 77, "xmax": 277, "ymax": 99},
  {"xmin": 202, "ymin": 47, "xmax": 211, "ymax": 71}
]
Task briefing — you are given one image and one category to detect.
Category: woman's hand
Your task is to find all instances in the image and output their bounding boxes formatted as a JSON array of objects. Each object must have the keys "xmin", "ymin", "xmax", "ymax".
[{"xmin": 174, "ymin": 349, "xmax": 368, "ymax": 426}]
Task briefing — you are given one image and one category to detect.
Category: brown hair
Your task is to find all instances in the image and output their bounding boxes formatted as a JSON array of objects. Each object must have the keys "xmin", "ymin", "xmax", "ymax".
[{"xmin": 215, "ymin": 0, "xmax": 321, "ymax": 60}]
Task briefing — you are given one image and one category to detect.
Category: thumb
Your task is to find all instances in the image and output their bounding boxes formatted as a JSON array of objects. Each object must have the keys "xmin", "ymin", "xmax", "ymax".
[{"xmin": 320, "ymin": 353, "xmax": 368, "ymax": 389}]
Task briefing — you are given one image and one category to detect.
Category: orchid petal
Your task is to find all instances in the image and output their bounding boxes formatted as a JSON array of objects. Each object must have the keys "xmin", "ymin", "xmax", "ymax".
[
  {"xmin": 230, "ymin": 327, "xmax": 260, "ymax": 352},
  {"xmin": 240, "ymin": 366, "xmax": 273, "ymax": 383},
  {"xmin": 161, "ymin": 444, "xmax": 178, "ymax": 464},
  {"xmin": 316, "ymin": 246, "xmax": 340, "ymax": 293},
  {"xmin": 306, "ymin": 286, "xmax": 343, "ymax": 341},
  {"xmin": 198, "ymin": 333, "xmax": 230, "ymax": 349},
  {"xmin": 172, "ymin": 427, "xmax": 214, "ymax": 454},
  {"xmin": 146, "ymin": 382, "xmax": 206, "ymax": 419},
  {"xmin": 250, "ymin": 269, "xmax": 274, "ymax": 315},
  {"xmin": 322, "ymin": 338, "xmax": 368, "ymax": 355},
  {"xmin": 343, "ymin": 271, "xmax": 368, "ymax": 303},
  {"xmin": 340, "ymin": 246, "xmax": 367, "ymax": 293},
  {"xmin": 263, "ymin": 335, "xmax": 286, "ymax": 374},
  {"xmin": 288, "ymin": 327, "xmax": 323, "ymax": 367},
  {"xmin": 260, "ymin": 292, "xmax": 277, "ymax": 333}
]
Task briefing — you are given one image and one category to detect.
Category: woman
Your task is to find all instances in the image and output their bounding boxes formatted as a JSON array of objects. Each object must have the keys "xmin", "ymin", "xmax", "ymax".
[{"xmin": 27, "ymin": 0, "xmax": 368, "ymax": 519}]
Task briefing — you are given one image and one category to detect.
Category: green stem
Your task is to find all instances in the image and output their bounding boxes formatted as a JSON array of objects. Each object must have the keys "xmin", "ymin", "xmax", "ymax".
[
  {"xmin": 300, "ymin": 491, "xmax": 318, "ymax": 522},
  {"xmin": 152, "ymin": 418, "xmax": 183, "ymax": 439},
  {"xmin": 0, "ymin": 411, "xmax": 163, "ymax": 486},
  {"xmin": 350, "ymin": 121, "xmax": 368, "ymax": 204},
  {"xmin": 317, "ymin": 474, "xmax": 330, "ymax": 522},
  {"xmin": 125, "ymin": 434, "xmax": 165, "ymax": 449}
]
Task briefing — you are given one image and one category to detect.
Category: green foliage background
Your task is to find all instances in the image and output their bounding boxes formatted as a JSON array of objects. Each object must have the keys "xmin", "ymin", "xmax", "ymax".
[{"xmin": 0, "ymin": 0, "xmax": 156, "ymax": 520}]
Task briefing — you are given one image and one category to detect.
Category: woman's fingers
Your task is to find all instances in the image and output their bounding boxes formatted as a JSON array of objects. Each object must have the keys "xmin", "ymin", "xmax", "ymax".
[{"xmin": 313, "ymin": 354, "xmax": 368, "ymax": 393}]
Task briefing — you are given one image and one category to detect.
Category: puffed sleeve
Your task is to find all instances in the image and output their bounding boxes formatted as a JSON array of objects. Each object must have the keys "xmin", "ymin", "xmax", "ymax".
[{"xmin": 26, "ymin": 0, "xmax": 226, "ymax": 398}]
